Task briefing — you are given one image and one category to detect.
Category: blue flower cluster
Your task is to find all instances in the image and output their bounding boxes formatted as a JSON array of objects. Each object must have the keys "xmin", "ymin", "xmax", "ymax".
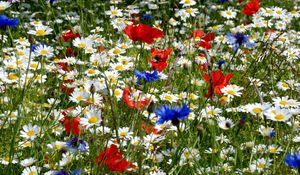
[
  {"xmin": 55, "ymin": 169, "xmax": 81, "ymax": 175},
  {"xmin": 285, "ymin": 152, "xmax": 300, "ymax": 168},
  {"xmin": 66, "ymin": 137, "xmax": 88, "ymax": 153},
  {"xmin": 134, "ymin": 69, "xmax": 160, "ymax": 83},
  {"xmin": 226, "ymin": 33, "xmax": 255, "ymax": 50},
  {"xmin": 155, "ymin": 103, "xmax": 190, "ymax": 125},
  {"xmin": 0, "ymin": 14, "xmax": 19, "ymax": 29}
]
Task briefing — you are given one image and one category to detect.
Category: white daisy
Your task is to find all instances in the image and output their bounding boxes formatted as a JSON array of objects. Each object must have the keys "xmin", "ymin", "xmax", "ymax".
[
  {"xmin": 20, "ymin": 124, "xmax": 41, "ymax": 140},
  {"xmin": 81, "ymin": 108, "xmax": 102, "ymax": 128},
  {"xmin": 28, "ymin": 25, "xmax": 53, "ymax": 36}
]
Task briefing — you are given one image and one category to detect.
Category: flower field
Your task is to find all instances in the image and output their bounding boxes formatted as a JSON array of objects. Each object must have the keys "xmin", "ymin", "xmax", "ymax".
[{"xmin": 0, "ymin": 0, "xmax": 300, "ymax": 174}]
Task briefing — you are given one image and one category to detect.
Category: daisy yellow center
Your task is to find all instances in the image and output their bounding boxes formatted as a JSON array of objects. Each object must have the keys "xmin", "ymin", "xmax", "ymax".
[
  {"xmin": 29, "ymin": 171, "xmax": 36, "ymax": 175},
  {"xmin": 269, "ymin": 147, "xmax": 277, "ymax": 153},
  {"xmin": 16, "ymin": 60, "xmax": 23, "ymax": 65},
  {"xmin": 275, "ymin": 10, "xmax": 282, "ymax": 15},
  {"xmin": 4, "ymin": 156, "xmax": 10, "ymax": 162},
  {"xmin": 113, "ymin": 49, "xmax": 121, "ymax": 55},
  {"xmin": 226, "ymin": 11, "xmax": 232, "ymax": 15},
  {"xmin": 40, "ymin": 50, "xmax": 48, "ymax": 55},
  {"xmin": 120, "ymin": 131, "xmax": 127, "ymax": 137},
  {"xmin": 115, "ymin": 65, "xmax": 124, "ymax": 71},
  {"xmin": 24, "ymin": 141, "xmax": 32, "ymax": 147},
  {"xmin": 78, "ymin": 43, "xmax": 86, "ymax": 48},
  {"xmin": 111, "ymin": 78, "xmax": 117, "ymax": 84},
  {"xmin": 87, "ymin": 97, "xmax": 94, "ymax": 103},
  {"xmin": 121, "ymin": 44, "xmax": 128, "ymax": 49},
  {"xmin": 33, "ymin": 21, "xmax": 40, "ymax": 25},
  {"xmin": 54, "ymin": 144, "xmax": 62, "ymax": 150},
  {"xmin": 86, "ymin": 48, "xmax": 93, "ymax": 53},
  {"xmin": 227, "ymin": 90, "xmax": 235, "ymax": 95},
  {"xmin": 207, "ymin": 110, "xmax": 216, "ymax": 115},
  {"xmin": 183, "ymin": 151, "xmax": 190, "ymax": 158},
  {"xmin": 275, "ymin": 114, "xmax": 285, "ymax": 121},
  {"xmin": 220, "ymin": 96, "xmax": 228, "ymax": 102},
  {"xmin": 26, "ymin": 130, "xmax": 35, "ymax": 137},
  {"xmin": 17, "ymin": 51, "xmax": 24, "ymax": 56},
  {"xmin": 30, "ymin": 63, "xmax": 38, "ymax": 69},
  {"xmin": 36, "ymin": 29, "xmax": 46, "ymax": 36},
  {"xmin": 252, "ymin": 107, "xmax": 262, "ymax": 113},
  {"xmin": 257, "ymin": 163, "xmax": 266, "ymax": 169},
  {"xmin": 88, "ymin": 116, "xmax": 98, "ymax": 124},
  {"xmin": 266, "ymin": 9, "xmax": 272, "ymax": 13},
  {"xmin": 223, "ymin": 165, "xmax": 229, "ymax": 171},
  {"xmin": 88, "ymin": 69, "xmax": 96, "ymax": 74},
  {"xmin": 114, "ymin": 89, "xmax": 121, "ymax": 96},
  {"xmin": 186, "ymin": 8, "xmax": 193, "ymax": 14},
  {"xmin": 279, "ymin": 101, "xmax": 288, "ymax": 105},
  {"xmin": 164, "ymin": 95, "xmax": 173, "ymax": 101},
  {"xmin": 185, "ymin": 0, "xmax": 191, "ymax": 4},
  {"xmin": 121, "ymin": 60, "xmax": 128, "ymax": 65},
  {"xmin": 282, "ymin": 83, "xmax": 289, "ymax": 88},
  {"xmin": 111, "ymin": 10, "xmax": 118, "ymax": 15},
  {"xmin": 8, "ymin": 74, "xmax": 18, "ymax": 80},
  {"xmin": 76, "ymin": 96, "xmax": 83, "ymax": 101}
]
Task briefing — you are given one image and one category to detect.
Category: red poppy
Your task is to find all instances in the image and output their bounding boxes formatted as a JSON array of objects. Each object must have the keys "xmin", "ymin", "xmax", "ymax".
[
  {"xmin": 191, "ymin": 30, "xmax": 215, "ymax": 49},
  {"xmin": 62, "ymin": 29, "xmax": 80, "ymax": 42},
  {"xmin": 203, "ymin": 70, "xmax": 233, "ymax": 97},
  {"xmin": 147, "ymin": 48, "xmax": 172, "ymax": 72},
  {"xmin": 66, "ymin": 47, "xmax": 78, "ymax": 57},
  {"xmin": 60, "ymin": 82, "xmax": 74, "ymax": 95},
  {"xmin": 60, "ymin": 107, "xmax": 81, "ymax": 135},
  {"xmin": 95, "ymin": 144, "xmax": 135, "ymax": 172},
  {"xmin": 242, "ymin": 0, "xmax": 260, "ymax": 16},
  {"xmin": 122, "ymin": 88, "xmax": 149, "ymax": 110},
  {"xmin": 58, "ymin": 62, "xmax": 73, "ymax": 72},
  {"xmin": 123, "ymin": 24, "xmax": 164, "ymax": 44},
  {"xmin": 191, "ymin": 29, "xmax": 205, "ymax": 39},
  {"xmin": 141, "ymin": 122, "xmax": 161, "ymax": 135}
]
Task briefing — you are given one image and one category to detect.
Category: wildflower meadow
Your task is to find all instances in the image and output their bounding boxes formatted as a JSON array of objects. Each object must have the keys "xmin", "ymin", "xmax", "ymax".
[{"xmin": 0, "ymin": 0, "xmax": 300, "ymax": 174}]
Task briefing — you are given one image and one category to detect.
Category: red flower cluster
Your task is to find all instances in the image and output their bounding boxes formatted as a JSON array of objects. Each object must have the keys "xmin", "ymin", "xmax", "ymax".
[
  {"xmin": 147, "ymin": 48, "xmax": 172, "ymax": 72},
  {"xmin": 59, "ymin": 107, "xmax": 81, "ymax": 135},
  {"xmin": 61, "ymin": 29, "xmax": 80, "ymax": 42},
  {"xmin": 203, "ymin": 70, "xmax": 233, "ymax": 97},
  {"xmin": 242, "ymin": 0, "xmax": 260, "ymax": 16},
  {"xmin": 122, "ymin": 88, "xmax": 149, "ymax": 110},
  {"xmin": 123, "ymin": 24, "xmax": 164, "ymax": 44},
  {"xmin": 95, "ymin": 144, "xmax": 134, "ymax": 172},
  {"xmin": 141, "ymin": 122, "xmax": 161, "ymax": 135},
  {"xmin": 191, "ymin": 29, "xmax": 215, "ymax": 49}
]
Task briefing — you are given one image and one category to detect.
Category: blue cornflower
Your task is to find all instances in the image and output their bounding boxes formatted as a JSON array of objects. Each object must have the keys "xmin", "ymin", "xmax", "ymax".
[
  {"xmin": 55, "ymin": 169, "xmax": 81, "ymax": 175},
  {"xmin": 0, "ymin": 14, "xmax": 19, "ymax": 29},
  {"xmin": 141, "ymin": 14, "xmax": 154, "ymax": 20},
  {"xmin": 285, "ymin": 152, "xmax": 300, "ymax": 169},
  {"xmin": 218, "ymin": 59, "xmax": 225, "ymax": 67},
  {"xmin": 32, "ymin": 44, "xmax": 43, "ymax": 52},
  {"xmin": 155, "ymin": 103, "xmax": 190, "ymax": 125},
  {"xmin": 218, "ymin": 0, "xmax": 228, "ymax": 3},
  {"xmin": 134, "ymin": 70, "xmax": 160, "ymax": 82},
  {"xmin": 269, "ymin": 130, "xmax": 276, "ymax": 138},
  {"xmin": 66, "ymin": 137, "xmax": 88, "ymax": 152},
  {"xmin": 226, "ymin": 33, "xmax": 255, "ymax": 50}
]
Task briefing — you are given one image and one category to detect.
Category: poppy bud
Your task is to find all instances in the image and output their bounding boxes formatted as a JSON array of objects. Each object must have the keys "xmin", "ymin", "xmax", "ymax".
[
  {"xmin": 147, "ymin": 101, "xmax": 155, "ymax": 113},
  {"xmin": 90, "ymin": 83, "xmax": 95, "ymax": 95}
]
